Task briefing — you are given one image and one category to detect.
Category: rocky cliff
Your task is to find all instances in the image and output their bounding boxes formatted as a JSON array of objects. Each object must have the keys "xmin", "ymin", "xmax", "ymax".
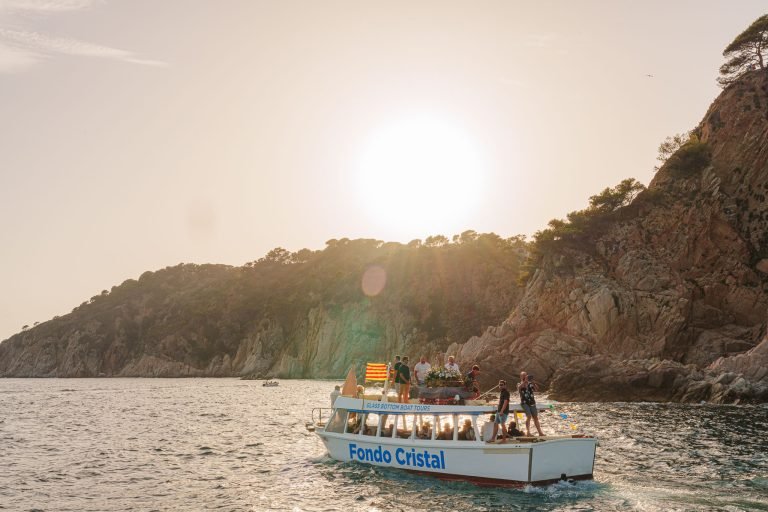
[
  {"xmin": 448, "ymin": 71, "xmax": 768, "ymax": 403},
  {"xmin": 0, "ymin": 234, "xmax": 526, "ymax": 379}
]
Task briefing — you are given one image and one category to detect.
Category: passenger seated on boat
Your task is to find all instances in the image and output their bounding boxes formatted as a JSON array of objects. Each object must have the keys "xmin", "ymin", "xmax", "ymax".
[
  {"xmin": 347, "ymin": 413, "xmax": 363, "ymax": 434},
  {"xmin": 481, "ymin": 415, "xmax": 495, "ymax": 441},
  {"xmin": 458, "ymin": 419, "xmax": 475, "ymax": 441},
  {"xmin": 437, "ymin": 422, "xmax": 453, "ymax": 440},
  {"xmin": 417, "ymin": 423, "xmax": 431, "ymax": 440},
  {"xmin": 507, "ymin": 420, "xmax": 524, "ymax": 437},
  {"xmin": 381, "ymin": 424, "xmax": 394, "ymax": 437}
]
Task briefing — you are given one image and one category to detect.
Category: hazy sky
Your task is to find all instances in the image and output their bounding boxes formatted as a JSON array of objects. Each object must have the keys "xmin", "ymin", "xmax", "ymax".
[{"xmin": 1, "ymin": 0, "xmax": 765, "ymax": 341}]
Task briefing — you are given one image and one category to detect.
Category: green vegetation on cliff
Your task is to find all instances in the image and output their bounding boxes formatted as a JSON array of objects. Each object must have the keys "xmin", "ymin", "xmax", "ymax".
[
  {"xmin": 524, "ymin": 178, "xmax": 647, "ymax": 270},
  {"xmin": 0, "ymin": 232, "xmax": 528, "ymax": 377}
]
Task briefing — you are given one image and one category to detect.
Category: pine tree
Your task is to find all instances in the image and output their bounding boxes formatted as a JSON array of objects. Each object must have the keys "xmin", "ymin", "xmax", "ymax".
[{"xmin": 718, "ymin": 15, "xmax": 768, "ymax": 87}]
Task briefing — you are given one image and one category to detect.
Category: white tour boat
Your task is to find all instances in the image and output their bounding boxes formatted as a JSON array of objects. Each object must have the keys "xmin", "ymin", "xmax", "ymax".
[{"xmin": 309, "ymin": 395, "xmax": 597, "ymax": 486}]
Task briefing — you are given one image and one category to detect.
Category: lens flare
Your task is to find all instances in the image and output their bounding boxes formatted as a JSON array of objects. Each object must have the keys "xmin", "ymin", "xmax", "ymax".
[{"xmin": 361, "ymin": 265, "xmax": 387, "ymax": 297}]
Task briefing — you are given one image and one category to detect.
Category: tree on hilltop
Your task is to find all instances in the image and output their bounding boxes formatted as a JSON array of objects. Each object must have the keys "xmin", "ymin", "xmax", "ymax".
[
  {"xmin": 718, "ymin": 14, "xmax": 768, "ymax": 87},
  {"xmin": 588, "ymin": 178, "xmax": 646, "ymax": 213},
  {"xmin": 259, "ymin": 247, "xmax": 292, "ymax": 265},
  {"xmin": 424, "ymin": 235, "xmax": 449, "ymax": 247},
  {"xmin": 528, "ymin": 177, "xmax": 647, "ymax": 264},
  {"xmin": 655, "ymin": 132, "xmax": 693, "ymax": 171}
]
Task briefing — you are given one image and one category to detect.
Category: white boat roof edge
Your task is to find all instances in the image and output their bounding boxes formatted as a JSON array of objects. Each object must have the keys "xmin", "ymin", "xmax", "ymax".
[{"xmin": 332, "ymin": 396, "xmax": 554, "ymax": 415}]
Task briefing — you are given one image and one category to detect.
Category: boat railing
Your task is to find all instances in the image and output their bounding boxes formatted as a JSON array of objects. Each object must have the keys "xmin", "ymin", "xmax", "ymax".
[
  {"xmin": 306, "ymin": 407, "xmax": 334, "ymax": 430},
  {"xmin": 475, "ymin": 383, "xmax": 500, "ymax": 401}
]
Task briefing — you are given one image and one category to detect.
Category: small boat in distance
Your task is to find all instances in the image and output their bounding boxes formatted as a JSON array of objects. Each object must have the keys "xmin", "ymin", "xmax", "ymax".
[
  {"xmin": 308, "ymin": 394, "xmax": 597, "ymax": 486},
  {"xmin": 262, "ymin": 379, "xmax": 279, "ymax": 387}
]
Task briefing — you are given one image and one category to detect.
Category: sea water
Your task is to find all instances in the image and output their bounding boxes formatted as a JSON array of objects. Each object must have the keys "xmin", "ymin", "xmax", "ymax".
[{"xmin": 1, "ymin": 378, "xmax": 766, "ymax": 511}]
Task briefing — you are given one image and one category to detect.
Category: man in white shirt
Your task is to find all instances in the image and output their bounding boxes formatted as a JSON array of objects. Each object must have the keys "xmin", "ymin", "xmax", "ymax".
[
  {"xmin": 330, "ymin": 385, "xmax": 341, "ymax": 406},
  {"xmin": 413, "ymin": 356, "xmax": 431, "ymax": 386},
  {"xmin": 444, "ymin": 355, "xmax": 460, "ymax": 373}
]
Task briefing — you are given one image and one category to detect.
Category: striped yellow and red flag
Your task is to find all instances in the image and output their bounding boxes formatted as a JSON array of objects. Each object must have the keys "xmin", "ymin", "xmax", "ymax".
[{"xmin": 365, "ymin": 363, "xmax": 388, "ymax": 382}]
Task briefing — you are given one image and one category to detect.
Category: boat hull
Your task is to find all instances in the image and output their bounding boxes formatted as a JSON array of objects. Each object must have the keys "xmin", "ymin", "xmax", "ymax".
[{"xmin": 317, "ymin": 431, "xmax": 596, "ymax": 485}]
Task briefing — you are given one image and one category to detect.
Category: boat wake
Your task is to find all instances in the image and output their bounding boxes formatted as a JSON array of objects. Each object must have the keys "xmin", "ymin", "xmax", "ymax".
[{"xmin": 522, "ymin": 478, "xmax": 605, "ymax": 497}]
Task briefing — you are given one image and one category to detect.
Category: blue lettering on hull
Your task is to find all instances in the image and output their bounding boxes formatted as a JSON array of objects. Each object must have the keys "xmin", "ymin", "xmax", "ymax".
[{"xmin": 349, "ymin": 443, "xmax": 445, "ymax": 470}]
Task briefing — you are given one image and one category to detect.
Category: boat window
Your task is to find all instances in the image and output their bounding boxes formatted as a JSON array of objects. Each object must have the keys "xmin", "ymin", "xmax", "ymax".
[
  {"xmin": 395, "ymin": 415, "xmax": 414, "ymax": 439},
  {"xmin": 380, "ymin": 414, "xmax": 396, "ymax": 438},
  {"xmin": 415, "ymin": 415, "xmax": 433, "ymax": 440},
  {"xmin": 435, "ymin": 415, "xmax": 455, "ymax": 441},
  {"xmin": 363, "ymin": 413, "xmax": 380, "ymax": 436},
  {"xmin": 326, "ymin": 409, "xmax": 347, "ymax": 434},
  {"xmin": 457, "ymin": 415, "xmax": 477, "ymax": 441},
  {"xmin": 346, "ymin": 412, "xmax": 363, "ymax": 434}
]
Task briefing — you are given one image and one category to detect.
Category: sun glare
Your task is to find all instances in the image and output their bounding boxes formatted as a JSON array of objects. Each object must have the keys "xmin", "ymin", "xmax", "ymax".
[{"xmin": 356, "ymin": 115, "xmax": 485, "ymax": 236}]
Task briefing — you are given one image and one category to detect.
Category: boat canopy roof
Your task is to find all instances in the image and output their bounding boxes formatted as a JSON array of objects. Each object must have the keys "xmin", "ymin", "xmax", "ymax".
[
  {"xmin": 333, "ymin": 397, "xmax": 554, "ymax": 415},
  {"xmin": 334, "ymin": 396, "xmax": 492, "ymax": 415}
]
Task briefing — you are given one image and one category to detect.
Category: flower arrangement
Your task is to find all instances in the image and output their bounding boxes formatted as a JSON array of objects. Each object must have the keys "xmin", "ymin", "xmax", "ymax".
[{"xmin": 424, "ymin": 367, "xmax": 464, "ymax": 388}]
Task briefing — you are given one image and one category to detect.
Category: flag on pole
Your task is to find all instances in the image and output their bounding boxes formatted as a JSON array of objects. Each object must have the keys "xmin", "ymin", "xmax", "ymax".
[{"xmin": 365, "ymin": 363, "xmax": 389, "ymax": 382}]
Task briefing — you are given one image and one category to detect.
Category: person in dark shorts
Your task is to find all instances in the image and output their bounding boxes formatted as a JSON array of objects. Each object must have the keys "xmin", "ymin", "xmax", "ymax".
[
  {"xmin": 518, "ymin": 371, "xmax": 544, "ymax": 436},
  {"xmin": 486, "ymin": 380, "xmax": 510, "ymax": 443}
]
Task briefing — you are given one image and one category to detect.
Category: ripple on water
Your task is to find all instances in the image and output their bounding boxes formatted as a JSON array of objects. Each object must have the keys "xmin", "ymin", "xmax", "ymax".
[{"xmin": 0, "ymin": 379, "xmax": 767, "ymax": 512}]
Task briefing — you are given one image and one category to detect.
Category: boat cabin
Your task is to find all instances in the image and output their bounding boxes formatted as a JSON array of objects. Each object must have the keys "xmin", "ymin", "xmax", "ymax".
[{"xmin": 325, "ymin": 396, "xmax": 540, "ymax": 443}]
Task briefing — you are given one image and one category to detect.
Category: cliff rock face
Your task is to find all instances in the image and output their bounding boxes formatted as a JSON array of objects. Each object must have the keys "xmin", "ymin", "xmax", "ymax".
[{"xmin": 448, "ymin": 71, "xmax": 768, "ymax": 403}]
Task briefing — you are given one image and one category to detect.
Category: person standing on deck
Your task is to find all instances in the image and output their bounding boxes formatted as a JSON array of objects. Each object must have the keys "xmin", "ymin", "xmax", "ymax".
[
  {"xmin": 330, "ymin": 385, "xmax": 341, "ymax": 406},
  {"xmin": 518, "ymin": 371, "xmax": 544, "ymax": 436},
  {"xmin": 396, "ymin": 356, "xmax": 411, "ymax": 403},
  {"xmin": 487, "ymin": 380, "xmax": 510, "ymax": 443},
  {"xmin": 444, "ymin": 355, "xmax": 460, "ymax": 373},
  {"xmin": 413, "ymin": 356, "xmax": 431, "ymax": 386},
  {"xmin": 392, "ymin": 355, "xmax": 402, "ymax": 397}
]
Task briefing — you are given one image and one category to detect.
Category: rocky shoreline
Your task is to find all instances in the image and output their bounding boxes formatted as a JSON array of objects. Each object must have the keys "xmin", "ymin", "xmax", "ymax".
[{"xmin": 447, "ymin": 71, "xmax": 768, "ymax": 403}]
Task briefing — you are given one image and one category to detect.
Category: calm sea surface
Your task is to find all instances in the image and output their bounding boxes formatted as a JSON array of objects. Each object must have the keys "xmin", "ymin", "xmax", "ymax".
[{"xmin": 1, "ymin": 378, "xmax": 766, "ymax": 511}]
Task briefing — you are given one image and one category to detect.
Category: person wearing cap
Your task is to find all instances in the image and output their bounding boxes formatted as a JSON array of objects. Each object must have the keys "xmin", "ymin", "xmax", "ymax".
[{"xmin": 486, "ymin": 380, "xmax": 510, "ymax": 443}]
